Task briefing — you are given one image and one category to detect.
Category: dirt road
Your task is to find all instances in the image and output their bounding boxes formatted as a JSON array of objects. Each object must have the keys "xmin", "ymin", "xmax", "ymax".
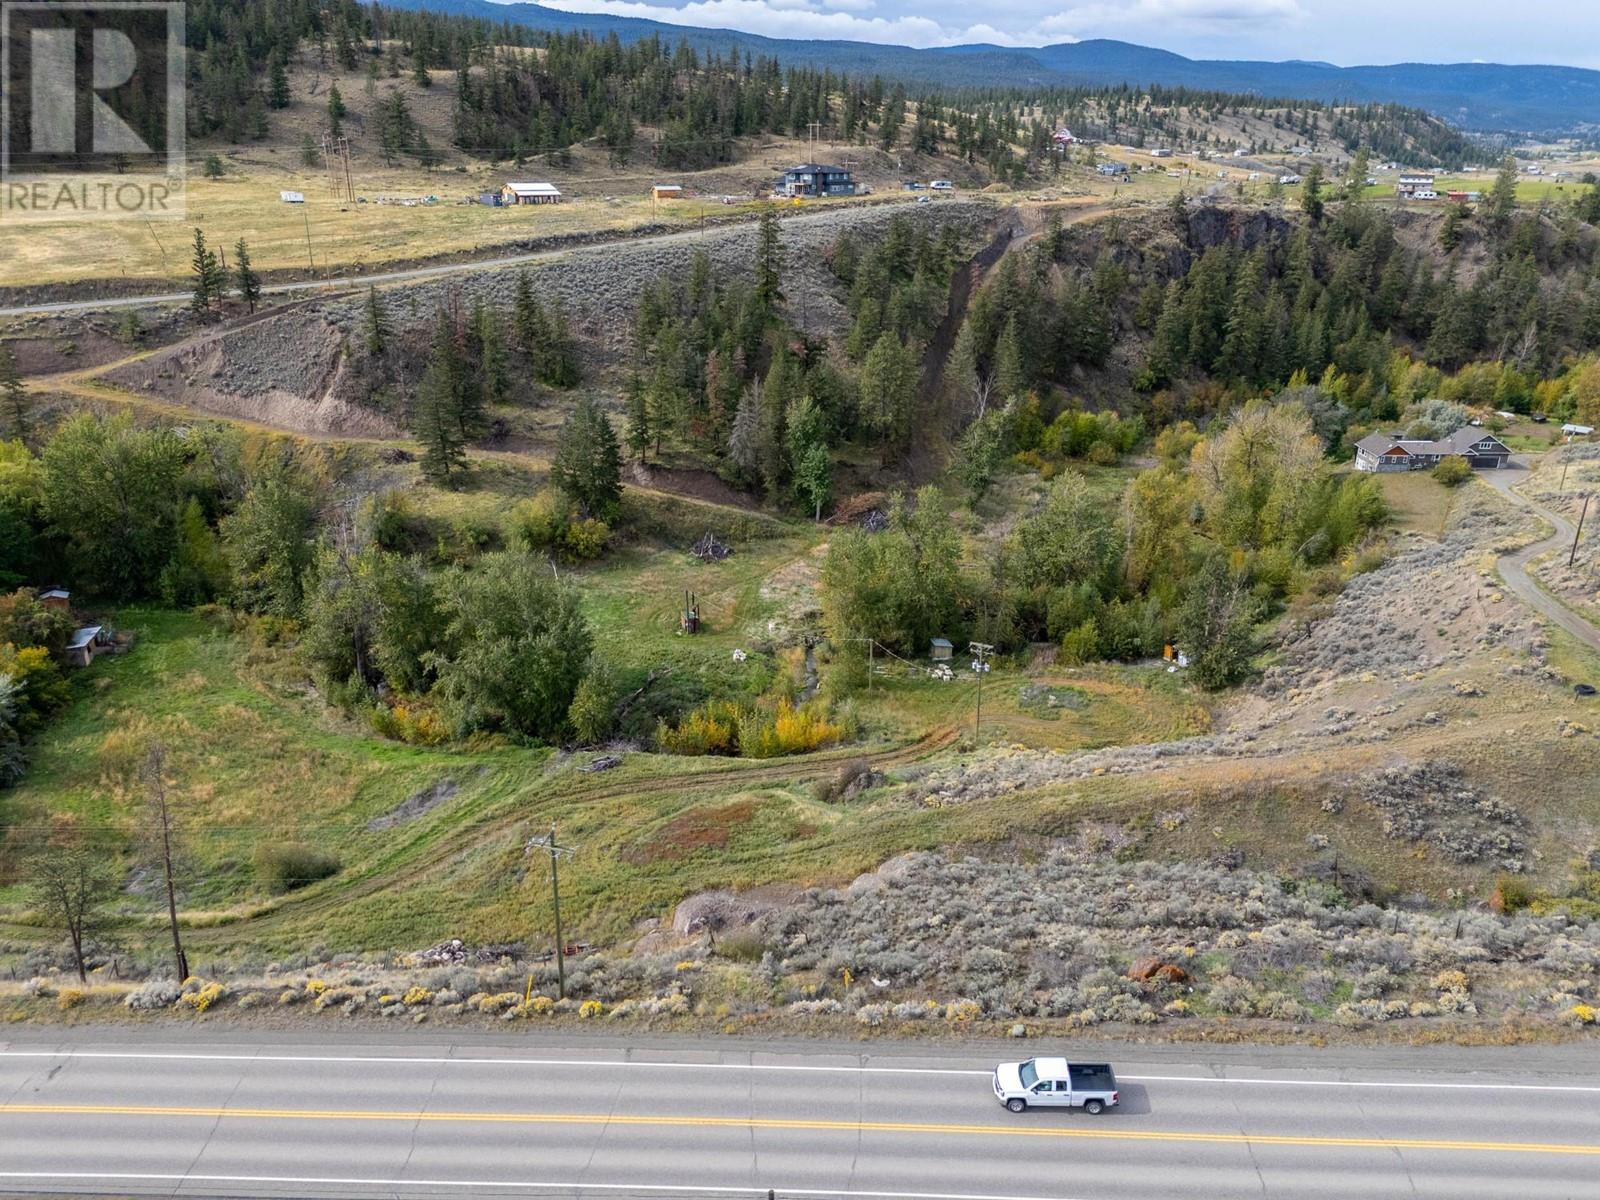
[{"xmin": 1482, "ymin": 459, "xmax": 1600, "ymax": 653}]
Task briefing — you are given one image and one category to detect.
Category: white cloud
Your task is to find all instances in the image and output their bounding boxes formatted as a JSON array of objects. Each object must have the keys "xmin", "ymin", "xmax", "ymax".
[{"xmin": 532, "ymin": 0, "xmax": 967, "ymax": 45}]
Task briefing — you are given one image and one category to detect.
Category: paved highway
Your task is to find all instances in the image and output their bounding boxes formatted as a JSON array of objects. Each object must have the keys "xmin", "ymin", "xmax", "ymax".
[{"xmin": 2, "ymin": 1034, "xmax": 1598, "ymax": 1199}]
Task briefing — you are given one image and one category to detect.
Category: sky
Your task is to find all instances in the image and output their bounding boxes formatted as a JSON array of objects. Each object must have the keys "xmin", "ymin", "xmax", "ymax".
[{"xmin": 521, "ymin": 0, "xmax": 1600, "ymax": 68}]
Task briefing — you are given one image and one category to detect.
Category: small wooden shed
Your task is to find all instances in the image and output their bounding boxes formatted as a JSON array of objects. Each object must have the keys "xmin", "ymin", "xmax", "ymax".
[
  {"xmin": 66, "ymin": 625, "xmax": 105, "ymax": 668},
  {"xmin": 652, "ymin": 184, "xmax": 684, "ymax": 201},
  {"xmin": 930, "ymin": 638, "xmax": 954, "ymax": 661}
]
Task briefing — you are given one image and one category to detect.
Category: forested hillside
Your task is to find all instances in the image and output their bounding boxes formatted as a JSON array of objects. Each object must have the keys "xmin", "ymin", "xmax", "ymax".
[{"xmin": 178, "ymin": 0, "xmax": 1482, "ymax": 179}]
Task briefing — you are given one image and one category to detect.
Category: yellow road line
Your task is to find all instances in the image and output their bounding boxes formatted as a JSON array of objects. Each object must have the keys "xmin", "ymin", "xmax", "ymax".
[{"xmin": 2, "ymin": 1104, "xmax": 1596, "ymax": 1157}]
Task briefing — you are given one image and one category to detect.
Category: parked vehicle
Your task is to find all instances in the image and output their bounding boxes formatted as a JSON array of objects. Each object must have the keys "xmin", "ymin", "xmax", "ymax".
[
  {"xmin": 929, "ymin": 179, "xmax": 954, "ymax": 191},
  {"xmin": 993, "ymin": 1058, "xmax": 1119, "ymax": 1114}
]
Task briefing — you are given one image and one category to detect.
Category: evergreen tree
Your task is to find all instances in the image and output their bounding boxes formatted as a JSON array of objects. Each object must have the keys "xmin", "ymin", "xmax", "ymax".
[
  {"xmin": 327, "ymin": 84, "xmax": 346, "ymax": 136},
  {"xmin": 364, "ymin": 286, "xmax": 390, "ymax": 356},
  {"xmin": 754, "ymin": 204, "xmax": 785, "ymax": 315},
  {"xmin": 993, "ymin": 315, "xmax": 1027, "ymax": 403},
  {"xmin": 1300, "ymin": 163, "xmax": 1325, "ymax": 223},
  {"xmin": 268, "ymin": 55, "xmax": 291, "ymax": 109},
  {"xmin": 537, "ymin": 302, "xmax": 581, "ymax": 388},
  {"xmin": 300, "ymin": 134, "xmax": 319, "ymax": 167},
  {"xmin": 859, "ymin": 333, "xmax": 917, "ymax": 465},
  {"xmin": 233, "ymin": 238, "xmax": 261, "ymax": 312},
  {"xmin": 188, "ymin": 228, "xmax": 224, "ymax": 314},
  {"xmin": 0, "ymin": 347, "xmax": 28, "ymax": 441},
  {"xmin": 473, "ymin": 301, "xmax": 508, "ymax": 408},
  {"xmin": 1488, "ymin": 154, "xmax": 1519, "ymax": 231},
  {"xmin": 729, "ymin": 381, "xmax": 763, "ymax": 481},
  {"xmin": 624, "ymin": 372, "xmax": 651, "ymax": 463},
  {"xmin": 414, "ymin": 316, "xmax": 470, "ymax": 483},
  {"xmin": 551, "ymin": 396, "xmax": 623, "ymax": 521}
]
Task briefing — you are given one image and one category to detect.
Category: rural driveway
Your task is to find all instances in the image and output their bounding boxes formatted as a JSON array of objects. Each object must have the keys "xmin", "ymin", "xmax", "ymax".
[
  {"xmin": 1481, "ymin": 458, "xmax": 1600, "ymax": 653},
  {"xmin": 2, "ymin": 1032, "xmax": 1599, "ymax": 1200}
]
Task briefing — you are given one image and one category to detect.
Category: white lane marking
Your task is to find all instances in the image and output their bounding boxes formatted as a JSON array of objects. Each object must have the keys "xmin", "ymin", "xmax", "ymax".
[
  {"xmin": 2, "ymin": 1050, "xmax": 1598, "ymax": 1093},
  {"xmin": 0, "ymin": 1173, "xmax": 1087, "ymax": 1200}
]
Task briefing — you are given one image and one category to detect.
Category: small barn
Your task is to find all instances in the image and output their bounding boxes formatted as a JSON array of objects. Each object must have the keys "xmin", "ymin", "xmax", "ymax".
[
  {"xmin": 38, "ymin": 588, "xmax": 70, "ymax": 611},
  {"xmin": 651, "ymin": 184, "xmax": 683, "ymax": 201},
  {"xmin": 930, "ymin": 638, "xmax": 954, "ymax": 661},
  {"xmin": 501, "ymin": 181, "xmax": 563, "ymax": 205}
]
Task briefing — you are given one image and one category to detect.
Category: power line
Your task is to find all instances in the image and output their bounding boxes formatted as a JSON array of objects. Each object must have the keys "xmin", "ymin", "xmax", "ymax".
[{"xmin": 524, "ymin": 823, "xmax": 576, "ymax": 1001}]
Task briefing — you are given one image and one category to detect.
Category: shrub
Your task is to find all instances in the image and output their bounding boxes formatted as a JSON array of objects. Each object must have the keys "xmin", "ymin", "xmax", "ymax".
[
  {"xmin": 560, "ymin": 518, "xmax": 609, "ymax": 562},
  {"xmin": 180, "ymin": 981, "xmax": 226, "ymax": 1013},
  {"xmin": 1571, "ymin": 1004, "xmax": 1597, "ymax": 1026},
  {"xmin": 578, "ymin": 999, "xmax": 603, "ymax": 1019},
  {"xmin": 1060, "ymin": 618, "xmax": 1100, "ymax": 665},
  {"xmin": 402, "ymin": 986, "xmax": 433, "ymax": 1006},
  {"xmin": 657, "ymin": 700, "xmax": 741, "ymax": 756},
  {"xmin": 740, "ymin": 701, "xmax": 845, "ymax": 759},
  {"xmin": 369, "ymin": 701, "xmax": 450, "ymax": 746},
  {"xmin": 56, "ymin": 988, "xmax": 85, "ymax": 1011},
  {"xmin": 125, "ymin": 980, "xmax": 180, "ymax": 1011},
  {"xmin": 254, "ymin": 843, "xmax": 341, "ymax": 893},
  {"xmin": 1432, "ymin": 456, "xmax": 1472, "ymax": 487},
  {"xmin": 944, "ymin": 999, "xmax": 981, "ymax": 1023},
  {"xmin": 506, "ymin": 489, "xmax": 569, "ymax": 552}
]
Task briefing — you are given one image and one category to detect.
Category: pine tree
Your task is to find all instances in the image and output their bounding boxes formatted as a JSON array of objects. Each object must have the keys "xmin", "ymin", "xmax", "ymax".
[
  {"xmin": 300, "ymin": 134, "xmax": 319, "ymax": 167},
  {"xmin": 189, "ymin": 228, "xmax": 223, "ymax": 314},
  {"xmin": 729, "ymin": 381, "xmax": 762, "ymax": 481},
  {"xmin": 754, "ymin": 204, "xmax": 785, "ymax": 315},
  {"xmin": 0, "ymin": 347, "xmax": 29, "ymax": 441},
  {"xmin": 364, "ymin": 286, "xmax": 390, "ymax": 356},
  {"xmin": 993, "ymin": 316, "xmax": 1027, "ymax": 403},
  {"xmin": 414, "ymin": 338, "xmax": 468, "ymax": 485},
  {"xmin": 327, "ymin": 84, "xmax": 346, "ymax": 136},
  {"xmin": 859, "ymin": 332, "xmax": 916, "ymax": 465},
  {"xmin": 267, "ymin": 55, "xmax": 291, "ymax": 109},
  {"xmin": 473, "ymin": 301, "xmax": 508, "ymax": 408},
  {"xmin": 538, "ymin": 302, "xmax": 580, "ymax": 388},
  {"xmin": 233, "ymin": 238, "xmax": 261, "ymax": 312},
  {"xmin": 512, "ymin": 271, "xmax": 542, "ymax": 361},
  {"xmin": 1488, "ymin": 155, "xmax": 1518, "ymax": 231},
  {"xmin": 625, "ymin": 372, "xmax": 651, "ymax": 463},
  {"xmin": 551, "ymin": 396, "xmax": 623, "ymax": 521},
  {"xmin": 1300, "ymin": 163, "xmax": 1325, "ymax": 223}
]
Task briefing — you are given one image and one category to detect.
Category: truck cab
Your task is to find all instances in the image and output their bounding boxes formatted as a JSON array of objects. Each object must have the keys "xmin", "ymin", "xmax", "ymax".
[{"xmin": 993, "ymin": 1058, "xmax": 1119, "ymax": 1114}]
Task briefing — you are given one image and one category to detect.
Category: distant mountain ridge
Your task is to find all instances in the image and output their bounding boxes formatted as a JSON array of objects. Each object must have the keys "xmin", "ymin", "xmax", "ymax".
[{"xmin": 383, "ymin": 0, "xmax": 1600, "ymax": 135}]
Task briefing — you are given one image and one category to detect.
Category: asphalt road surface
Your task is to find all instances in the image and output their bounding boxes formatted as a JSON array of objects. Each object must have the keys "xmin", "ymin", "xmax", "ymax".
[{"xmin": 2, "ymin": 1033, "xmax": 1598, "ymax": 1199}]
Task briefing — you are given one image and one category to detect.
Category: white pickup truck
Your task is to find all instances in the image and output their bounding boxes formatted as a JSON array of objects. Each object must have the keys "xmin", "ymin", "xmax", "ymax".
[{"xmin": 993, "ymin": 1058, "xmax": 1119, "ymax": 1114}]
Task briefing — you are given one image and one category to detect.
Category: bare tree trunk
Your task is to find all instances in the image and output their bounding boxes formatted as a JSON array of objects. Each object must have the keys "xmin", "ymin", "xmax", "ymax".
[{"xmin": 145, "ymin": 744, "xmax": 189, "ymax": 983}]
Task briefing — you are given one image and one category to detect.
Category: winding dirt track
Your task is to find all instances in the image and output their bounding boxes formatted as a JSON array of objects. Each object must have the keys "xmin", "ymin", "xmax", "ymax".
[{"xmin": 1482, "ymin": 459, "xmax": 1600, "ymax": 653}]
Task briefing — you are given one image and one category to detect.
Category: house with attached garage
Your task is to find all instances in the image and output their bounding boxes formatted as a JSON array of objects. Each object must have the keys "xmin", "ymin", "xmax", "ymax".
[{"xmin": 1353, "ymin": 427, "xmax": 1513, "ymax": 472}]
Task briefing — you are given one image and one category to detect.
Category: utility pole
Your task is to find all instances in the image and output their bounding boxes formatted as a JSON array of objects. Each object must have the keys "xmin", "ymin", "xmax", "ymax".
[
  {"xmin": 143, "ymin": 743, "xmax": 188, "ymax": 984},
  {"xmin": 525, "ymin": 823, "xmax": 576, "ymax": 1000},
  {"xmin": 1570, "ymin": 493, "xmax": 1590, "ymax": 568},
  {"xmin": 968, "ymin": 642, "xmax": 994, "ymax": 744},
  {"xmin": 302, "ymin": 208, "xmax": 315, "ymax": 275}
]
